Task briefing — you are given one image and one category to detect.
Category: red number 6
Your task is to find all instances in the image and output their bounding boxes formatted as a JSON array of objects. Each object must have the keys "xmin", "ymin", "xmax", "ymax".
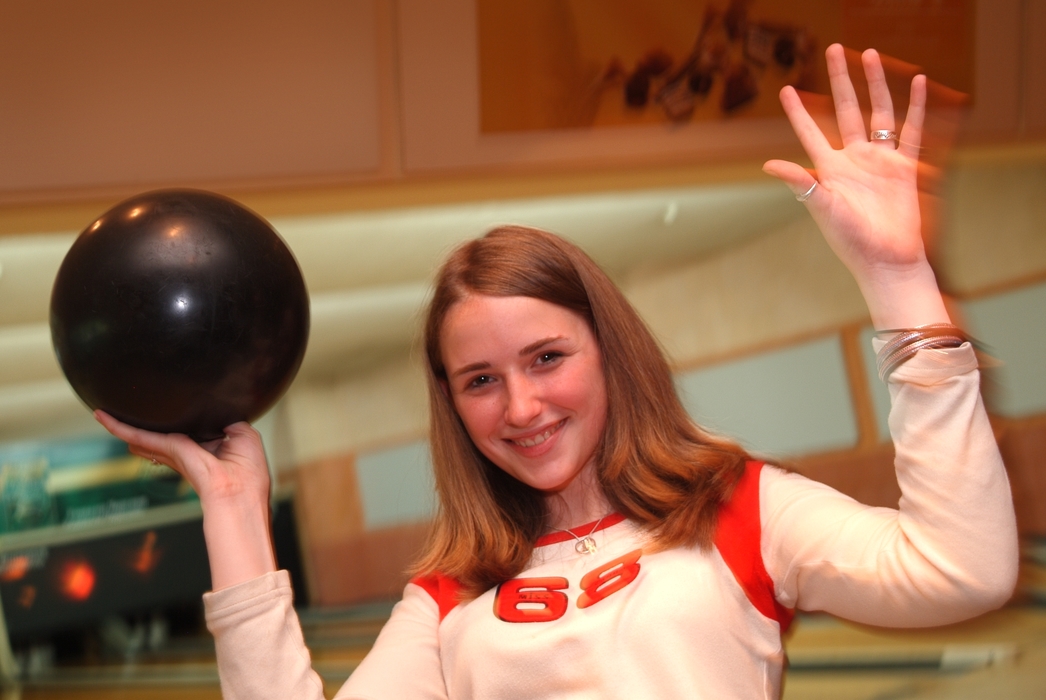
[{"xmin": 494, "ymin": 577, "xmax": 569, "ymax": 623}]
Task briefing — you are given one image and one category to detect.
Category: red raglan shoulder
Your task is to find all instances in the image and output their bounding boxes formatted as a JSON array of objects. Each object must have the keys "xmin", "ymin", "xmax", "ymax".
[
  {"xmin": 409, "ymin": 572, "xmax": 465, "ymax": 622},
  {"xmin": 715, "ymin": 460, "xmax": 795, "ymax": 631}
]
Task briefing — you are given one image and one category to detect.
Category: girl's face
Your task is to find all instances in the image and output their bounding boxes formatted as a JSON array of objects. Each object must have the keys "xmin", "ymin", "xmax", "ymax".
[{"xmin": 441, "ymin": 294, "xmax": 608, "ymax": 496}]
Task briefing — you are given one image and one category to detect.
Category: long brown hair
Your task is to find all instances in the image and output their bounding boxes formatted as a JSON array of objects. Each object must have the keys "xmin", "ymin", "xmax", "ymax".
[{"xmin": 413, "ymin": 225, "xmax": 750, "ymax": 596}]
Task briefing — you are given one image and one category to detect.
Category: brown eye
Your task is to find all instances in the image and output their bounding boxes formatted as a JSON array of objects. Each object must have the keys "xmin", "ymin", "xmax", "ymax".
[
  {"xmin": 537, "ymin": 352, "xmax": 563, "ymax": 365},
  {"xmin": 468, "ymin": 374, "xmax": 494, "ymax": 389}
]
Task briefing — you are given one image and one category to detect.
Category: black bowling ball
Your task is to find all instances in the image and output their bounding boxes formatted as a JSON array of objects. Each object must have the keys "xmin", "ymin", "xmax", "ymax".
[{"xmin": 50, "ymin": 189, "xmax": 310, "ymax": 442}]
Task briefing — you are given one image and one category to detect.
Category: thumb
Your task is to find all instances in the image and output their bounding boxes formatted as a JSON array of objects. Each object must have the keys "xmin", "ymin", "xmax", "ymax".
[{"xmin": 763, "ymin": 160, "xmax": 819, "ymax": 201}]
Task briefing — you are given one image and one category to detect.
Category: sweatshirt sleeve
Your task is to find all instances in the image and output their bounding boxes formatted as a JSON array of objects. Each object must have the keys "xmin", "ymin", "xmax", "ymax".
[
  {"xmin": 334, "ymin": 581, "xmax": 448, "ymax": 699},
  {"xmin": 204, "ymin": 570, "xmax": 327, "ymax": 700},
  {"xmin": 204, "ymin": 573, "xmax": 448, "ymax": 700},
  {"xmin": 760, "ymin": 343, "xmax": 1019, "ymax": 627}
]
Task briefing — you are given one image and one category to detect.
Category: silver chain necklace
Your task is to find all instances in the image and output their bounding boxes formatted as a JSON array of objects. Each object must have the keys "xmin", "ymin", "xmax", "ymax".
[{"xmin": 556, "ymin": 514, "xmax": 608, "ymax": 555}]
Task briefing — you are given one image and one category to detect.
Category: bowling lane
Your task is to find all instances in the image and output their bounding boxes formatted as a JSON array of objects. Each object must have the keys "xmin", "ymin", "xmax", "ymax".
[
  {"xmin": 783, "ymin": 606, "xmax": 1046, "ymax": 700},
  {"xmin": 9, "ymin": 606, "xmax": 1046, "ymax": 699},
  {"xmin": 5, "ymin": 581, "xmax": 1044, "ymax": 699},
  {"xmin": 13, "ymin": 687, "xmax": 223, "ymax": 700}
]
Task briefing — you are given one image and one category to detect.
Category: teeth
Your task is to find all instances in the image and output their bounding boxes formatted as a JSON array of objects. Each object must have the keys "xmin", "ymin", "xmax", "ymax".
[{"xmin": 512, "ymin": 421, "xmax": 563, "ymax": 447}]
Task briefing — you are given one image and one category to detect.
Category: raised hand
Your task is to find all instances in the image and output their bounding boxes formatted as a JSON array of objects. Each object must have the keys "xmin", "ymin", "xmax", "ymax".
[
  {"xmin": 763, "ymin": 44, "xmax": 950, "ymax": 330},
  {"xmin": 95, "ymin": 411, "xmax": 278, "ymax": 589},
  {"xmin": 95, "ymin": 411, "xmax": 270, "ymax": 503}
]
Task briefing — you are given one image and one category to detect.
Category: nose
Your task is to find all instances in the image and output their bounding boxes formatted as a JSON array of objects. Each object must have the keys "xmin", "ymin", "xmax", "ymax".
[{"xmin": 504, "ymin": 375, "xmax": 542, "ymax": 427}]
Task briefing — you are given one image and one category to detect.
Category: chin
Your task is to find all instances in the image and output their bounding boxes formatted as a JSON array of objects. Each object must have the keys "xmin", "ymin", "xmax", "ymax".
[{"xmin": 527, "ymin": 470, "xmax": 583, "ymax": 494}]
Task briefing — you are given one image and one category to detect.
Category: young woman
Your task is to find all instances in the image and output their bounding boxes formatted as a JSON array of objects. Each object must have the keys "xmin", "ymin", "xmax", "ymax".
[{"xmin": 97, "ymin": 46, "xmax": 1018, "ymax": 699}]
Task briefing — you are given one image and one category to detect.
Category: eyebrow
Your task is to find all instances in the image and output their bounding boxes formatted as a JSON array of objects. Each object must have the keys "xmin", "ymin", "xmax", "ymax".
[
  {"xmin": 449, "ymin": 336, "xmax": 565, "ymax": 379},
  {"xmin": 450, "ymin": 361, "xmax": 490, "ymax": 379},
  {"xmin": 519, "ymin": 336, "xmax": 564, "ymax": 356}
]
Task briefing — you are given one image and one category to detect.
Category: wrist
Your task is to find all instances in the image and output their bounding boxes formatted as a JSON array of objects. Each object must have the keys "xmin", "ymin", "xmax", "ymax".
[
  {"xmin": 854, "ymin": 260, "xmax": 951, "ymax": 331},
  {"xmin": 201, "ymin": 492, "xmax": 278, "ymax": 590}
]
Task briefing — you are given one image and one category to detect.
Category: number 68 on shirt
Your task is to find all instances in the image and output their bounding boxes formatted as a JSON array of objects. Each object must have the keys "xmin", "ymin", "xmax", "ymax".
[{"xmin": 494, "ymin": 549, "xmax": 643, "ymax": 623}]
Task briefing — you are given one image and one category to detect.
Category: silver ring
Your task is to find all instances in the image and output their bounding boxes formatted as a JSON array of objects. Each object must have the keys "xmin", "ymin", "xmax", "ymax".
[
  {"xmin": 870, "ymin": 129, "xmax": 898, "ymax": 142},
  {"xmin": 795, "ymin": 181, "xmax": 817, "ymax": 202}
]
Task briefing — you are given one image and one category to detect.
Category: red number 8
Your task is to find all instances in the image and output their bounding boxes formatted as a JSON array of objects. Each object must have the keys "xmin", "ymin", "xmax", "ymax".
[{"xmin": 577, "ymin": 549, "xmax": 642, "ymax": 609}]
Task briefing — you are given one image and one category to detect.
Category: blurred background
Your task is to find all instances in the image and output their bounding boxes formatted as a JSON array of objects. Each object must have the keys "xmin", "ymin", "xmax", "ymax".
[{"xmin": 0, "ymin": 0, "xmax": 1043, "ymax": 697}]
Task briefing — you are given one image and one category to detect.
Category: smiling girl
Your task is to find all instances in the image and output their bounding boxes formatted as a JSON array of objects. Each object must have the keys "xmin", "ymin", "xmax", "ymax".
[{"xmin": 97, "ymin": 46, "xmax": 1018, "ymax": 699}]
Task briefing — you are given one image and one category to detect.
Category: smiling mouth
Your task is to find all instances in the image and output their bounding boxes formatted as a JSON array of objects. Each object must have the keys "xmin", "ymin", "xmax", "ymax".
[{"xmin": 509, "ymin": 419, "xmax": 566, "ymax": 448}]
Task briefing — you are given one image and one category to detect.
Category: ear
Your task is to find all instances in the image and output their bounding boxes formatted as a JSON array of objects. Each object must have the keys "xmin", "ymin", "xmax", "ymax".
[{"xmin": 438, "ymin": 377, "xmax": 450, "ymax": 398}]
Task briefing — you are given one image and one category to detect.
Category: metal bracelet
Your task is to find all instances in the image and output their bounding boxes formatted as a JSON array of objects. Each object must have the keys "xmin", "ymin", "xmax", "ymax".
[{"xmin": 876, "ymin": 326, "xmax": 969, "ymax": 381}]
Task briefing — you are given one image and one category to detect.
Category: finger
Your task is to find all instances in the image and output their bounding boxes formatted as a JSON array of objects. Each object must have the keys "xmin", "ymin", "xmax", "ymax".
[
  {"xmin": 94, "ymin": 410, "xmax": 193, "ymax": 467},
  {"xmin": 778, "ymin": 86, "xmax": 834, "ymax": 164},
  {"xmin": 898, "ymin": 74, "xmax": 926, "ymax": 159},
  {"xmin": 825, "ymin": 44, "xmax": 867, "ymax": 146},
  {"xmin": 763, "ymin": 160, "xmax": 821, "ymax": 203},
  {"xmin": 224, "ymin": 421, "xmax": 257, "ymax": 439},
  {"xmin": 198, "ymin": 437, "xmax": 226, "ymax": 457},
  {"xmin": 197, "ymin": 422, "xmax": 268, "ymax": 468},
  {"xmin": 94, "ymin": 409, "xmax": 150, "ymax": 446},
  {"xmin": 862, "ymin": 49, "xmax": 897, "ymax": 148},
  {"xmin": 196, "ymin": 423, "xmax": 253, "ymax": 457}
]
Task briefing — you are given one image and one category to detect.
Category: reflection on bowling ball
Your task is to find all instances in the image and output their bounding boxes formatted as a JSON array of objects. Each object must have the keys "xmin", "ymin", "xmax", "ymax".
[{"xmin": 50, "ymin": 189, "xmax": 310, "ymax": 442}]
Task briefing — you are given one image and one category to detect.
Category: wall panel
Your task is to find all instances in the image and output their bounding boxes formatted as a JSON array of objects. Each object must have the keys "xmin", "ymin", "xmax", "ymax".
[{"xmin": 0, "ymin": 0, "xmax": 383, "ymax": 200}]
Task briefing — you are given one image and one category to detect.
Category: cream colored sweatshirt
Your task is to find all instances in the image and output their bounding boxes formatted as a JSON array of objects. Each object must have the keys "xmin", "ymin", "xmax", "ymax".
[{"xmin": 204, "ymin": 344, "xmax": 1018, "ymax": 699}]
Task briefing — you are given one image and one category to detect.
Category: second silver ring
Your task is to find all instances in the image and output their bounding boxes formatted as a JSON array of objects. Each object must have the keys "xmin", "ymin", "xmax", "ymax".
[{"xmin": 795, "ymin": 181, "xmax": 818, "ymax": 202}]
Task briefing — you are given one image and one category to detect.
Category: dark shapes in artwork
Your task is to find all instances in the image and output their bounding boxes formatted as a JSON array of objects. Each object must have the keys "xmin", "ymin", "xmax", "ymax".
[
  {"xmin": 637, "ymin": 49, "xmax": 674, "ymax": 78},
  {"xmin": 610, "ymin": 1, "xmax": 814, "ymax": 122},
  {"xmin": 722, "ymin": 63, "xmax": 759, "ymax": 113},
  {"xmin": 688, "ymin": 70, "xmax": 714, "ymax": 96},
  {"xmin": 625, "ymin": 49, "xmax": 675, "ymax": 109},
  {"xmin": 625, "ymin": 70, "xmax": 651, "ymax": 108},
  {"xmin": 774, "ymin": 35, "xmax": 797, "ymax": 68},
  {"xmin": 660, "ymin": 79, "xmax": 696, "ymax": 121},
  {"xmin": 723, "ymin": 0, "xmax": 750, "ymax": 42}
]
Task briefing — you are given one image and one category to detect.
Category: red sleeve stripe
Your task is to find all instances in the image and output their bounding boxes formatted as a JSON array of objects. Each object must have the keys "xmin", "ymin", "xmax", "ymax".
[
  {"xmin": 715, "ymin": 461, "xmax": 794, "ymax": 631},
  {"xmin": 410, "ymin": 572, "xmax": 464, "ymax": 622}
]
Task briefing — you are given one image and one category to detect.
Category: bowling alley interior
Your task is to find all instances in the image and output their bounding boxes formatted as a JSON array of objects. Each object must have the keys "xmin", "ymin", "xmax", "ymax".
[{"xmin": 1, "ymin": 1, "xmax": 1045, "ymax": 698}]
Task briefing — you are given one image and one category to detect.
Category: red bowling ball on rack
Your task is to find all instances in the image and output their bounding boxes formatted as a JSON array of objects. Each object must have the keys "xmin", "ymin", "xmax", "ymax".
[{"xmin": 50, "ymin": 189, "xmax": 310, "ymax": 442}]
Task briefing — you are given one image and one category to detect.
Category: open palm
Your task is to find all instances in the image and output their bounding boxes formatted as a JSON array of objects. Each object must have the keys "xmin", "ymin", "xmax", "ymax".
[{"xmin": 764, "ymin": 45, "xmax": 928, "ymax": 282}]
